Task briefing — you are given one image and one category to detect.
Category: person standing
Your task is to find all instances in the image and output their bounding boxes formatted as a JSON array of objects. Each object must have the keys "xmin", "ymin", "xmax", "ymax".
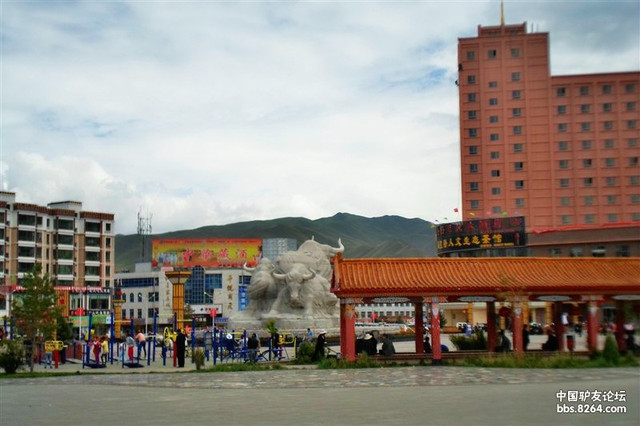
[
  {"xmin": 100, "ymin": 336, "xmax": 109, "ymax": 365},
  {"xmin": 247, "ymin": 333, "xmax": 260, "ymax": 363},
  {"xmin": 135, "ymin": 329, "xmax": 147, "ymax": 358},
  {"xmin": 522, "ymin": 324, "xmax": 530, "ymax": 351},
  {"xmin": 176, "ymin": 329, "xmax": 187, "ymax": 368},
  {"xmin": 313, "ymin": 330, "xmax": 327, "ymax": 362},
  {"xmin": 307, "ymin": 328, "xmax": 314, "ymax": 342}
]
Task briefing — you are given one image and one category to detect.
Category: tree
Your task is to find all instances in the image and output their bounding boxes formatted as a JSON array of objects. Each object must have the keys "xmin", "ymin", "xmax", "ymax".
[{"xmin": 11, "ymin": 265, "xmax": 61, "ymax": 372}]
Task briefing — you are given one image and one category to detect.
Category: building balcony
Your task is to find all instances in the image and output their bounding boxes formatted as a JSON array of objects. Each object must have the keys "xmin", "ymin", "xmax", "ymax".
[
  {"xmin": 85, "ymin": 246, "xmax": 100, "ymax": 253},
  {"xmin": 17, "ymin": 256, "xmax": 36, "ymax": 264},
  {"xmin": 56, "ymin": 273, "xmax": 74, "ymax": 281},
  {"xmin": 17, "ymin": 240, "xmax": 36, "ymax": 247},
  {"xmin": 85, "ymin": 275, "xmax": 101, "ymax": 282},
  {"xmin": 17, "ymin": 223, "xmax": 36, "ymax": 231},
  {"xmin": 56, "ymin": 258, "xmax": 74, "ymax": 266},
  {"xmin": 56, "ymin": 228, "xmax": 75, "ymax": 236},
  {"xmin": 85, "ymin": 260, "xmax": 101, "ymax": 267},
  {"xmin": 84, "ymin": 231, "xmax": 101, "ymax": 238},
  {"xmin": 57, "ymin": 243, "xmax": 74, "ymax": 250}
]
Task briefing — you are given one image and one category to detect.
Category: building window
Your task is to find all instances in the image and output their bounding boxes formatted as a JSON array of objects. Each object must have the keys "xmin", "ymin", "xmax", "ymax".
[
  {"xmin": 558, "ymin": 141, "xmax": 569, "ymax": 151},
  {"xmin": 580, "ymin": 104, "xmax": 590, "ymax": 114},
  {"xmin": 560, "ymin": 196, "xmax": 571, "ymax": 206},
  {"xmin": 129, "ymin": 293, "xmax": 134, "ymax": 303},
  {"xmin": 470, "ymin": 182, "xmax": 479, "ymax": 191},
  {"xmin": 604, "ymin": 139, "xmax": 615, "ymax": 149},
  {"xmin": 490, "ymin": 151, "xmax": 500, "ymax": 159},
  {"xmin": 627, "ymin": 120, "xmax": 637, "ymax": 129},
  {"xmin": 138, "ymin": 293, "xmax": 142, "ymax": 302},
  {"xmin": 512, "ymin": 90, "xmax": 521, "ymax": 100},
  {"xmin": 606, "ymin": 195, "xmax": 617, "ymax": 205},
  {"xmin": 607, "ymin": 213, "xmax": 618, "ymax": 222},
  {"xmin": 583, "ymin": 196, "xmax": 594, "ymax": 205},
  {"xmin": 602, "ymin": 84, "xmax": 612, "ymax": 94},
  {"xmin": 630, "ymin": 157, "xmax": 639, "ymax": 167},
  {"xmin": 489, "ymin": 98, "xmax": 498, "ymax": 106},
  {"xmin": 581, "ymin": 122, "xmax": 591, "ymax": 132},
  {"xmin": 627, "ymin": 102, "xmax": 636, "ymax": 112},
  {"xmin": 488, "ymin": 49, "xmax": 497, "ymax": 59},
  {"xmin": 631, "ymin": 194, "xmax": 640, "ymax": 204},
  {"xmin": 569, "ymin": 247, "xmax": 583, "ymax": 257},
  {"xmin": 583, "ymin": 177, "xmax": 593, "ymax": 187},
  {"xmin": 469, "ymin": 146, "xmax": 478, "ymax": 155},
  {"xmin": 512, "ymin": 108, "xmax": 521, "ymax": 117},
  {"xmin": 467, "ymin": 75, "xmax": 476, "ymax": 84},
  {"xmin": 549, "ymin": 248, "xmax": 562, "ymax": 257},
  {"xmin": 466, "ymin": 51, "xmax": 475, "ymax": 60},
  {"xmin": 584, "ymin": 214, "xmax": 595, "ymax": 224},
  {"xmin": 579, "ymin": 86, "xmax": 589, "ymax": 96},
  {"xmin": 129, "ymin": 309, "xmax": 134, "ymax": 319},
  {"xmin": 470, "ymin": 200, "xmax": 479, "ymax": 209},
  {"xmin": 557, "ymin": 105, "xmax": 567, "ymax": 115},
  {"xmin": 625, "ymin": 83, "xmax": 636, "ymax": 93},
  {"xmin": 511, "ymin": 72, "xmax": 520, "ymax": 82},
  {"xmin": 559, "ymin": 159, "xmax": 569, "ymax": 169},
  {"xmin": 470, "ymin": 164, "xmax": 479, "ymax": 173},
  {"xmin": 632, "ymin": 176, "xmax": 640, "ymax": 186},
  {"xmin": 604, "ymin": 121, "xmax": 614, "ymax": 130},
  {"xmin": 560, "ymin": 178, "xmax": 570, "ymax": 188},
  {"xmin": 633, "ymin": 213, "xmax": 640, "ymax": 221},
  {"xmin": 510, "ymin": 48, "xmax": 520, "ymax": 58},
  {"xmin": 488, "ymin": 81, "xmax": 498, "ymax": 88},
  {"xmin": 490, "ymin": 133, "xmax": 499, "ymax": 141},
  {"xmin": 515, "ymin": 198, "xmax": 525, "ymax": 208},
  {"xmin": 491, "ymin": 187, "xmax": 501, "ymax": 195},
  {"xmin": 468, "ymin": 128, "xmax": 478, "ymax": 137},
  {"xmin": 492, "ymin": 206, "xmax": 501, "ymax": 214},
  {"xmin": 491, "ymin": 169, "xmax": 500, "ymax": 177},
  {"xmin": 137, "ymin": 309, "xmax": 143, "ymax": 319},
  {"xmin": 629, "ymin": 138, "xmax": 638, "ymax": 148},
  {"xmin": 467, "ymin": 93, "xmax": 476, "ymax": 102},
  {"xmin": 591, "ymin": 246, "xmax": 606, "ymax": 257},
  {"xmin": 616, "ymin": 245, "xmax": 631, "ymax": 257},
  {"xmin": 513, "ymin": 143, "xmax": 523, "ymax": 153},
  {"xmin": 514, "ymin": 180, "xmax": 524, "ymax": 189},
  {"xmin": 489, "ymin": 115, "xmax": 499, "ymax": 123},
  {"xmin": 561, "ymin": 215, "xmax": 572, "ymax": 225},
  {"xmin": 468, "ymin": 110, "xmax": 477, "ymax": 119},
  {"xmin": 558, "ymin": 123, "xmax": 567, "ymax": 132},
  {"xmin": 605, "ymin": 176, "xmax": 617, "ymax": 186},
  {"xmin": 581, "ymin": 140, "xmax": 592, "ymax": 150},
  {"xmin": 514, "ymin": 162, "xmax": 524, "ymax": 171},
  {"xmin": 582, "ymin": 159, "xmax": 592, "ymax": 168},
  {"xmin": 602, "ymin": 103, "xmax": 612, "ymax": 112},
  {"xmin": 605, "ymin": 158, "xmax": 615, "ymax": 167},
  {"xmin": 556, "ymin": 87, "xmax": 566, "ymax": 97},
  {"xmin": 513, "ymin": 125, "xmax": 522, "ymax": 135}
]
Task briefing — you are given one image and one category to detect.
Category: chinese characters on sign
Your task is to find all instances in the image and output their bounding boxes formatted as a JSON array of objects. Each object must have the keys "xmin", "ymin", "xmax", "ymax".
[
  {"xmin": 436, "ymin": 216, "xmax": 526, "ymax": 254},
  {"xmin": 152, "ymin": 238, "xmax": 262, "ymax": 268}
]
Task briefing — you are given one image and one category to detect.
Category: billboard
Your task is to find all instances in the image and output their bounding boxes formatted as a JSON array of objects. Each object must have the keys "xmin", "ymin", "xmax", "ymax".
[
  {"xmin": 436, "ymin": 216, "xmax": 526, "ymax": 254},
  {"xmin": 152, "ymin": 238, "xmax": 262, "ymax": 268}
]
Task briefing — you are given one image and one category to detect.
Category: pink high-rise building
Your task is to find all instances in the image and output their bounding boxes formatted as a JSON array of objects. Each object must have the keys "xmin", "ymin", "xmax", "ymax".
[{"xmin": 452, "ymin": 22, "xmax": 639, "ymax": 257}]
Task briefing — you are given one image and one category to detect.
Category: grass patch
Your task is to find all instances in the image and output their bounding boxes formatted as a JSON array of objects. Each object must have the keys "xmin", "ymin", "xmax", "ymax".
[{"xmin": 447, "ymin": 352, "xmax": 639, "ymax": 368}]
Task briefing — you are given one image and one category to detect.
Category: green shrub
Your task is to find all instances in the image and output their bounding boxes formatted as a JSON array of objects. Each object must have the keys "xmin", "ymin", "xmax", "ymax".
[
  {"xmin": 602, "ymin": 333, "xmax": 620, "ymax": 365},
  {"xmin": 450, "ymin": 330, "xmax": 488, "ymax": 350},
  {"xmin": 294, "ymin": 341, "xmax": 315, "ymax": 364},
  {"xmin": 0, "ymin": 339, "xmax": 25, "ymax": 374},
  {"xmin": 192, "ymin": 348, "xmax": 205, "ymax": 370}
]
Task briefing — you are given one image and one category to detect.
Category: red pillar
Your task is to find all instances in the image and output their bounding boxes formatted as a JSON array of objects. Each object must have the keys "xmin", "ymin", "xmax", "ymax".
[
  {"xmin": 554, "ymin": 302, "xmax": 565, "ymax": 352},
  {"xmin": 340, "ymin": 301, "xmax": 356, "ymax": 362},
  {"xmin": 586, "ymin": 300, "xmax": 599, "ymax": 352},
  {"xmin": 615, "ymin": 300, "xmax": 627, "ymax": 352},
  {"xmin": 512, "ymin": 301, "xmax": 523, "ymax": 355},
  {"xmin": 430, "ymin": 299, "xmax": 442, "ymax": 365},
  {"xmin": 415, "ymin": 302, "xmax": 424, "ymax": 354},
  {"xmin": 487, "ymin": 302, "xmax": 497, "ymax": 353}
]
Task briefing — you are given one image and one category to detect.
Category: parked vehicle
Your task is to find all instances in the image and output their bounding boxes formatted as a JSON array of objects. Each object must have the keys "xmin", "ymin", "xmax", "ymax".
[{"xmin": 529, "ymin": 322, "xmax": 544, "ymax": 335}]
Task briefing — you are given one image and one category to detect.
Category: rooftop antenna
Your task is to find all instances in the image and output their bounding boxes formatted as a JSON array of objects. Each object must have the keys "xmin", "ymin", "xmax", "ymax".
[
  {"xmin": 137, "ymin": 210, "xmax": 153, "ymax": 262},
  {"xmin": 500, "ymin": 0, "xmax": 505, "ymax": 26}
]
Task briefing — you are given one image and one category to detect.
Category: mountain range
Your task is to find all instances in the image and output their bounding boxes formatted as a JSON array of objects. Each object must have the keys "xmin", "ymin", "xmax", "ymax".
[{"xmin": 115, "ymin": 212, "xmax": 437, "ymax": 272}]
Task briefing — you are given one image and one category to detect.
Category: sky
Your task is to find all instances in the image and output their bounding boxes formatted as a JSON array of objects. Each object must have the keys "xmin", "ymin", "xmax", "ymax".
[{"xmin": 2, "ymin": 1, "xmax": 639, "ymax": 235}]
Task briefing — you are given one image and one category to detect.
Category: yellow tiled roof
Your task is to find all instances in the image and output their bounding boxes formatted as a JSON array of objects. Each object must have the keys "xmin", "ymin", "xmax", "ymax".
[{"xmin": 332, "ymin": 257, "xmax": 640, "ymax": 297}]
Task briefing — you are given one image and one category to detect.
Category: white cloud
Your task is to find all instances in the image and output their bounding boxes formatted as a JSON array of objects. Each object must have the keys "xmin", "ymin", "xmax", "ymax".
[{"xmin": 2, "ymin": 1, "xmax": 638, "ymax": 233}]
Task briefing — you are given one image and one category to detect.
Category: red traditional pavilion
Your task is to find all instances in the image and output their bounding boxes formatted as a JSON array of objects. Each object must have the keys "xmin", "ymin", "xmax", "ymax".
[{"xmin": 331, "ymin": 256, "xmax": 640, "ymax": 362}]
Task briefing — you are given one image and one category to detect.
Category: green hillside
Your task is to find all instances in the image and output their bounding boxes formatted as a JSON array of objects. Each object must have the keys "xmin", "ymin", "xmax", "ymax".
[{"xmin": 115, "ymin": 212, "xmax": 436, "ymax": 271}]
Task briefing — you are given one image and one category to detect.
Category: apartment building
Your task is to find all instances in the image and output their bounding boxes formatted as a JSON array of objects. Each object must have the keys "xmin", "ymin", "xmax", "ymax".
[
  {"xmin": 0, "ymin": 191, "xmax": 115, "ymax": 287},
  {"xmin": 454, "ymin": 22, "xmax": 640, "ymax": 257}
]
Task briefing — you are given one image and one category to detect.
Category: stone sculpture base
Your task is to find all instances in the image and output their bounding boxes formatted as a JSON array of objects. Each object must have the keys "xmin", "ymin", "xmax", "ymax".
[{"xmin": 228, "ymin": 315, "xmax": 339, "ymax": 336}]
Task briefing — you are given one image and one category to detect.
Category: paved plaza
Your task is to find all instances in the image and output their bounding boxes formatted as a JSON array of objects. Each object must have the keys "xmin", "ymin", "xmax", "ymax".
[
  {"xmin": 1, "ymin": 366, "xmax": 638, "ymax": 426},
  {"xmin": 2, "ymin": 333, "xmax": 638, "ymax": 426}
]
